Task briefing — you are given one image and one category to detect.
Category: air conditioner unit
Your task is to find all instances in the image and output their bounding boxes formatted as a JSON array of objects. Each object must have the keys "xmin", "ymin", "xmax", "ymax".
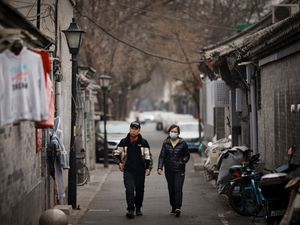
[
  {"xmin": 272, "ymin": 4, "xmax": 300, "ymax": 23},
  {"xmin": 211, "ymin": 80, "xmax": 229, "ymax": 108}
]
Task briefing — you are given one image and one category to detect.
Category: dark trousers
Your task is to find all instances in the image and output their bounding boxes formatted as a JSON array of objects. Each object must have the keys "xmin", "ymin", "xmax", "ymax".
[
  {"xmin": 165, "ymin": 169, "xmax": 185, "ymax": 210},
  {"xmin": 123, "ymin": 170, "xmax": 145, "ymax": 211}
]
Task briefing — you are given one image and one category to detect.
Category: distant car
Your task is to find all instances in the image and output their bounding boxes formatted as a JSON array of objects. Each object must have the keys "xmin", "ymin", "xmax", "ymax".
[
  {"xmin": 96, "ymin": 120, "xmax": 130, "ymax": 163},
  {"xmin": 177, "ymin": 121, "xmax": 204, "ymax": 152},
  {"xmin": 139, "ymin": 111, "xmax": 155, "ymax": 124},
  {"xmin": 163, "ymin": 113, "xmax": 195, "ymax": 133}
]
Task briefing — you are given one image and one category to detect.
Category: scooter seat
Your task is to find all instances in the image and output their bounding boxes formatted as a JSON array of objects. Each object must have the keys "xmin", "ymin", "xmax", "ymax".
[{"xmin": 260, "ymin": 173, "xmax": 288, "ymax": 186}]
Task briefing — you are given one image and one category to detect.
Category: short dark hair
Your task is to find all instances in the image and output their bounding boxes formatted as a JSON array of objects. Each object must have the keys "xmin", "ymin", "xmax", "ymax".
[{"xmin": 168, "ymin": 124, "xmax": 180, "ymax": 134}]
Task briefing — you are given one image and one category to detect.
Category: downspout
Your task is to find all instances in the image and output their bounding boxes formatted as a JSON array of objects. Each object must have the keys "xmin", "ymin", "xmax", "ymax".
[
  {"xmin": 37, "ymin": 0, "xmax": 41, "ymax": 29},
  {"xmin": 54, "ymin": 0, "xmax": 64, "ymax": 205},
  {"xmin": 36, "ymin": 0, "xmax": 50, "ymax": 209},
  {"xmin": 246, "ymin": 63, "xmax": 258, "ymax": 154},
  {"xmin": 54, "ymin": 0, "xmax": 61, "ymax": 117}
]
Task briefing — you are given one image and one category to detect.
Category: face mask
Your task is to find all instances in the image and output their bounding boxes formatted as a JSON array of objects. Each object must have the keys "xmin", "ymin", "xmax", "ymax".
[{"xmin": 169, "ymin": 132, "xmax": 178, "ymax": 140}]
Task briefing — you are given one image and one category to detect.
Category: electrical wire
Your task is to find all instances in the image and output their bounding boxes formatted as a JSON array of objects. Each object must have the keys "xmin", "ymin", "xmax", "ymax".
[
  {"xmin": 25, "ymin": 7, "xmax": 49, "ymax": 19},
  {"xmin": 79, "ymin": 13, "xmax": 200, "ymax": 65},
  {"xmin": 26, "ymin": 0, "xmax": 38, "ymax": 17}
]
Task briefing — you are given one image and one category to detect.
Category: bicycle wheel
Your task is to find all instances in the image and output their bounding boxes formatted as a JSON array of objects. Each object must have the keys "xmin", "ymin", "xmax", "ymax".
[
  {"xmin": 77, "ymin": 164, "xmax": 89, "ymax": 186},
  {"xmin": 228, "ymin": 180, "xmax": 260, "ymax": 216}
]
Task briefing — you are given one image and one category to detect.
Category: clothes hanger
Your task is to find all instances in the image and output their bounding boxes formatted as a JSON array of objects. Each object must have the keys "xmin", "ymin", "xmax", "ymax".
[
  {"xmin": 0, "ymin": 29, "xmax": 36, "ymax": 54},
  {"xmin": 0, "ymin": 34, "xmax": 24, "ymax": 55},
  {"xmin": 9, "ymin": 38, "xmax": 24, "ymax": 55}
]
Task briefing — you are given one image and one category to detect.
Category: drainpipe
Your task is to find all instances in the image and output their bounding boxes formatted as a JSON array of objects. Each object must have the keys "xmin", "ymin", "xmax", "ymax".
[
  {"xmin": 54, "ymin": 0, "xmax": 61, "ymax": 117},
  {"xmin": 246, "ymin": 63, "xmax": 258, "ymax": 154},
  {"xmin": 37, "ymin": 0, "xmax": 41, "ymax": 29}
]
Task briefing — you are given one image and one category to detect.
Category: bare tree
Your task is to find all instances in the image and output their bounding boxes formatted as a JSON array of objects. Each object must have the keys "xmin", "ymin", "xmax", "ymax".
[{"xmin": 75, "ymin": 0, "xmax": 271, "ymax": 119}]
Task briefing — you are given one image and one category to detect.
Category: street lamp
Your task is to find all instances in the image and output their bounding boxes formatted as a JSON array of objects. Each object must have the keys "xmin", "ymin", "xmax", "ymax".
[
  {"xmin": 99, "ymin": 75, "xmax": 112, "ymax": 168},
  {"xmin": 118, "ymin": 90, "xmax": 123, "ymax": 120},
  {"xmin": 62, "ymin": 17, "xmax": 84, "ymax": 209}
]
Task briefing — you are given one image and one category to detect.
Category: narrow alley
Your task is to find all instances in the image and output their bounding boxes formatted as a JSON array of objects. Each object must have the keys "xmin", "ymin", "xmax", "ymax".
[
  {"xmin": 72, "ymin": 123, "xmax": 261, "ymax": 225},
  {"xmin": 1, "ymin": 1, "xmax": 300, "ymax": 225}
]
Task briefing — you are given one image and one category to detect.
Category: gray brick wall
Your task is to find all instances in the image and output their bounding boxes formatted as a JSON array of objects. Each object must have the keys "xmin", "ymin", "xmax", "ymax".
[
  {"xmin": 258, "ymin": 51, "xmax": 300, "ymax": 169},
  {"xmin": 0, "ymin": 1, "xmax": 75, "ymax": 224},
  {"xmin": 0, "ymin": 122, "xmax": 43, "ymax": 225}
]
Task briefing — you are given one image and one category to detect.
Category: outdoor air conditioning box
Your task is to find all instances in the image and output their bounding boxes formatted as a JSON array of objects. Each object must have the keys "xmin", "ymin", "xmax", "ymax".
[
  {"xmin": 272, "ymin": 4, "xmax": 300, "ymax": 23},
  {"xmin": 211, "ymin": 80, "xmax": 229, "ymax": 108}
]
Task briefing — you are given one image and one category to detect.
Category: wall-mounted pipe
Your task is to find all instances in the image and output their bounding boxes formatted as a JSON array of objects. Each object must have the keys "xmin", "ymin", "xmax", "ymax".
[{"xmin": 245, "ymin": 63, "xmax": 258, "ymax": 154}]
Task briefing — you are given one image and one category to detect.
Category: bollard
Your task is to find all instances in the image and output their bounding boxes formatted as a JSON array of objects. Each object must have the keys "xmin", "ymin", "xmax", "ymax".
[{"xmin": 39, "ymin": 209, "xmax": 68, "ymax": 225}]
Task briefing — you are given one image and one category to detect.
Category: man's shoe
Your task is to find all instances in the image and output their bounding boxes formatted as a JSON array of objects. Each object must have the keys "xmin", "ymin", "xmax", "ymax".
[
  {"xmin": 136, "ymin": 208, "xmax": 143, "ymax": 216},
  {"xmin": 175, "ymin": 209, "xmax": 181, "ymax": 217},
  {"xmin": 170, "ymin": 208, "xmax": 175, "ymax": 214},
  {"xmin": 126, "ymin": 210, "xmax": 135, "ymax": 219}
]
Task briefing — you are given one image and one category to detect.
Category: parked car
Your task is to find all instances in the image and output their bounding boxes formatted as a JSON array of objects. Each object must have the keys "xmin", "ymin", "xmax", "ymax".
[
  {"xmin": 96, "ymin": 120, "xmax": 130, "ymax": 163},
  {"xmin": 139, "ymin": 111, "xmax": 155, "ymax": 124},
  {"xmin": 177, "ymin": 121, "xmax": 204, "ymax": 152},
  {"xmin": 163, "ymin": 113, "xmax": 195, "ymax": 133}
]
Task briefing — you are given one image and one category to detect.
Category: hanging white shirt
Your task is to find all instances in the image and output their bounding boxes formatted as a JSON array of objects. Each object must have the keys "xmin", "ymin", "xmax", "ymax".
[{"xmin": 0, "ymin": 47, "xmax": 48, "ymax": 127}]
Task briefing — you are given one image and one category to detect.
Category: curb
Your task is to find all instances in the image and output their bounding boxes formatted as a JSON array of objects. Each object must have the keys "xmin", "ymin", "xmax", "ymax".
[{"xmin": 191, "ymin": 153, "xmax": 207, "ymax": 171}]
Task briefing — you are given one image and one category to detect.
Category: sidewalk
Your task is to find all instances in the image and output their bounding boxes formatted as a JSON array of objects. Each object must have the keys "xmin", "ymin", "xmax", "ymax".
[{"xmin": 68, "ymin": 164, "xmax": 113, "ymax": 225}]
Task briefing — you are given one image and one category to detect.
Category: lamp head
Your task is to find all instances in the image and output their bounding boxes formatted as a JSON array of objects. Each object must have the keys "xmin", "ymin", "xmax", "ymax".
[
  {"xmin": 62, "ymin": 18, "xmax": 85, "ymax": 54},
  {"xmin": 99, "ymin": 75, "xmax": 112, "ymax": 89}
]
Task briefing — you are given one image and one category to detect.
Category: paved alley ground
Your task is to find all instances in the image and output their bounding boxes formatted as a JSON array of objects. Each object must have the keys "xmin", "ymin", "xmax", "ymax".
[{"xmin": 75, "ymin": 123, "xmax": 264, "ymax": 225}]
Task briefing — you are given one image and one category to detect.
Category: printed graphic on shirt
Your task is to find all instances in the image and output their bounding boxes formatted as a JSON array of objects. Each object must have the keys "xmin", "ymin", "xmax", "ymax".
[{"xmin": 10, "ymin": 64, "xmax": 28, "ymax": 91}]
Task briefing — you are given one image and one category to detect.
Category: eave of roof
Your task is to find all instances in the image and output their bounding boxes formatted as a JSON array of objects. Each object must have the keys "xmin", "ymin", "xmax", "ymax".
[
  {"xmin": 203, "ymin": 0, "xmax": 300, "ymax": 60},
  {"xmin": 205, "ymin": 11, "xmax": 300, "ymax": 63},
  {"xmin": 0, "ymin": 1, "xmax": 54, "ymax": 48}
]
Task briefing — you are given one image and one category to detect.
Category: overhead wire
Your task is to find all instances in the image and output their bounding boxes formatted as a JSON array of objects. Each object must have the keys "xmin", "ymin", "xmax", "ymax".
[{"xmin": 26, "ymin": 0, "xmax": 38, "ymax": 17}]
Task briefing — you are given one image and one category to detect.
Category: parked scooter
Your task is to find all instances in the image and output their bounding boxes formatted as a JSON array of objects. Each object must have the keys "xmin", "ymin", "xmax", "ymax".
[
  {"xmin": 203, "ymin": 137, "xmax": 231, "ymax": 182},
  {"xmin": 226, "ymin": 145, "xmax": 300, "ymax": 225}
]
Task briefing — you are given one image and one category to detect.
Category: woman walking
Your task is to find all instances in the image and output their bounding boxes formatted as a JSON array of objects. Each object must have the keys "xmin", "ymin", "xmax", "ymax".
[{"xmin": 157, "ymin": 124, "xmax": 190, "ymax": 217}]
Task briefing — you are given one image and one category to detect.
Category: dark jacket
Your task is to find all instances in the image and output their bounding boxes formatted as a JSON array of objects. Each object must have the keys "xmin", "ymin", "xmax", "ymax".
[
  {"xmin": 158, "ymin": 137, "xmax": 190, "ymax": 172},
  {"xmin": 113, "ymin": 133, "xmax": 153, "ymax": 171}
]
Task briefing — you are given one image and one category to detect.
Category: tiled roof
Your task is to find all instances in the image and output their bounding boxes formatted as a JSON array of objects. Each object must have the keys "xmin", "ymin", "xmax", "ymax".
[{"xmin": 204, "ymin": 1, "xmax": 300, "ymax": 62}]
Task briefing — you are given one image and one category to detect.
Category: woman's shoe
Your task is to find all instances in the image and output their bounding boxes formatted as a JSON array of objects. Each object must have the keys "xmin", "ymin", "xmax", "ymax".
[
  {"xmin": 126, "ymin": 210, "xmax": 135, "ymax": 219},
  {"xmin": 175, "ymin": 209, "xmax": 181, "ymax": 217},
  {"xmin": 136, "ymin": 208, "xmax": 143, "ymax": 216}
]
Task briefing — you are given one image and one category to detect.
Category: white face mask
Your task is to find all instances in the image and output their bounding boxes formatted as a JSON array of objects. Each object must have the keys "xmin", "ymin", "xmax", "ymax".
[{"xmin": 169, "ymin": 132, "xmax": 178, "ymax": 140}]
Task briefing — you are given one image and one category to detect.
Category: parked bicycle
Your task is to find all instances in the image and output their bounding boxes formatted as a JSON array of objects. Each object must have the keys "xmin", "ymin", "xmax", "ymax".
[
  {"xmin": 76, "ymin": 148, "xmax": 89, "ymax": 186},
  {"xmin": 227, "ymin": 153, "xmax": 263, "ymax": 217},
  {"xmin": 226, "ymin": 145, "xmax": 300, "ymax": 225}
]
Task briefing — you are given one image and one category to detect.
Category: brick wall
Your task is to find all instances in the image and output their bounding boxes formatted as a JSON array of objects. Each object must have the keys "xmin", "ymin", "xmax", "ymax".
[
  {"xmin": 0, "ymin": 1, "xmax": 74, "ymax": 224},
  {"xmin": 258, "ymin": 51, "xmax": 300, "ymax": 169},
  {"xmin": 0, "ymin": 122, "xmax": 44, "ymax": 225}
]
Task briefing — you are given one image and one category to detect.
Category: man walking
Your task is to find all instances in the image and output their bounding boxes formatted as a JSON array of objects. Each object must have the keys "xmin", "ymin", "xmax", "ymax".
[{"xmin": 113, "ymin": 121, "xmax": 153, "ymax": 219}]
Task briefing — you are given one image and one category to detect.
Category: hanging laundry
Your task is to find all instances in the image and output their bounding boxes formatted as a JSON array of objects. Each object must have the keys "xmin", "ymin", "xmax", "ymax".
[
  {"xmin": 31, "ymin": 49, "xmax": 51, "ymax": 86},
  {"xmin": 35, "ymin": 75, "xmax": 54, "ymax": 128},
  {"xmin": 34, "ymin": 50, "xmax": 54, "ymax": 129},
  {"xmin": 0, "ymin": 46, "xmax": 48, "ymax": 127},
  {"xmin": 48, "ymin": 117, "xmax": 69, "ymax": 201}
]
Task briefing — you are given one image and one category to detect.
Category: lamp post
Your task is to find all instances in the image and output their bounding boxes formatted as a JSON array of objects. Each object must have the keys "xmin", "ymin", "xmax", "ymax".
[
  {"xmin": 99, "ymin": 75, "xmax": 112, "ymax": 168},
  {"xmin": 62, "ymin": 18, "xmax": 84, "ymax": 209}
]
